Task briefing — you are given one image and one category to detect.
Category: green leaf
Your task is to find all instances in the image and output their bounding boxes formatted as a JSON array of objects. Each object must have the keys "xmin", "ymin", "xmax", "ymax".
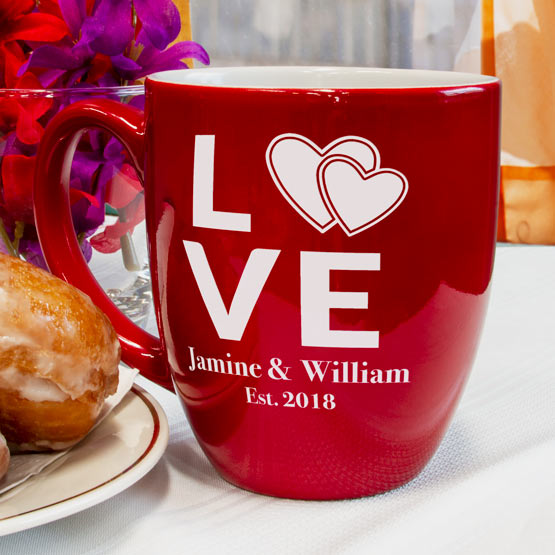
[{"xmin": 105, "ymin": 203, "xmax": 119, "ymax": 217}]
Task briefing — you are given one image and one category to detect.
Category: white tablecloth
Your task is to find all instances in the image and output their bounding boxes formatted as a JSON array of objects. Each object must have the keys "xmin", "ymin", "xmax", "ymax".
[{"xmin": 3, "ymin": 244, "xmax": 555, "ymax": 554}]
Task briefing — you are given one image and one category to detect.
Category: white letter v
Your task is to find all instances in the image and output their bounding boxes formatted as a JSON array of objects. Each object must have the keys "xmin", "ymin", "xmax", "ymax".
[{"xmin": 183, "ymin": 240, "xmax": 280, "ymax": 341}]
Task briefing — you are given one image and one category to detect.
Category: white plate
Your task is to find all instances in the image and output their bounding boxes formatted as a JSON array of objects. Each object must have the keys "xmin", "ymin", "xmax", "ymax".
[{"xmin": 0, "ymin": 385, "xmax": 169, "ymax": 536}]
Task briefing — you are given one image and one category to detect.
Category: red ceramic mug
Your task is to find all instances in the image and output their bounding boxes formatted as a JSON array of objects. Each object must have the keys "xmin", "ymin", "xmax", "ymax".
[{"xmin": 34, "ymin": 67, "xmax": 500, "ymax": 500}]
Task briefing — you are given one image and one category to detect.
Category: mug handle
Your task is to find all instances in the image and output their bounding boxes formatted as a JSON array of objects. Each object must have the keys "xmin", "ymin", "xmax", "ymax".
[{"xmin": 34, "ymin": 99, "xmax": 173, "ymax": 391}]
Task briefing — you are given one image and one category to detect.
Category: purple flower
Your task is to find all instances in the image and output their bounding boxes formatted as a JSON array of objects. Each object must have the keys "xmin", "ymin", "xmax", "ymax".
[
  {"xmin": 69, "ymin": 133, "xmax": 127, "ymax": 234},
  {"xmin": 112, "ymin": 30, "xmax": 209, "ymax": 80},
  {"xmin": 18, "ymin": 234, "xmax": 92, "ymax": 268},
  {"xmin": 133, "ymin": 0, "xmax": 180, "ymax": 50},
  {"xmin": 58, "ymin": 0, "xmax": 87, "ymax": 39},
  {"xmin": 60, "ymin": 0, "xmax": 134, "ymax": 55},
  {"xmin": 19, "ymin": 0, "xmax": 209, "ymax": 87},
  {"xmin": 17, "ymin": 239, "xmax": 49, "ymax": 269}
]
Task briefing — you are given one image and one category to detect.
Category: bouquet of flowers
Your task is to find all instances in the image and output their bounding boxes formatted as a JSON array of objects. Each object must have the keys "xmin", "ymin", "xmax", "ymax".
[{"xmin": 0, "ymin": 0, "xmax": 209, "ymax": 268}]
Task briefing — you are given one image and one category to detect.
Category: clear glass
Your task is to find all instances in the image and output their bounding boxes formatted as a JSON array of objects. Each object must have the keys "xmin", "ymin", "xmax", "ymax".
[{"xmin": 0, "ymin": 85, "xmax": 152, "ymax": 328}]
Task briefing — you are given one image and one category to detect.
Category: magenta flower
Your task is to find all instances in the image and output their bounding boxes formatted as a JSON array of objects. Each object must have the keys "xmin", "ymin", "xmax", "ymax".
[
  {"xmin": 111, "ymin": 30, "xmax": 209, "ymax": 82},
  {"xmin": 19, "ymin": 0, "xmax": 209, "ymax": 87}
]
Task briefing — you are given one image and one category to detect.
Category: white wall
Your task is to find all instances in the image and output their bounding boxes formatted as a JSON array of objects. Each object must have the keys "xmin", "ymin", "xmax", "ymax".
[{"xmin": 190, "ymin": 0, "xmax": 480, "ymax": 70}]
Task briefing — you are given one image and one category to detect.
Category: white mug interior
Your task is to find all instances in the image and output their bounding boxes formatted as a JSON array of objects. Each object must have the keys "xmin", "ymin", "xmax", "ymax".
[{"xmin": 147, "ymin": 66, "xmax": 498, "ymax": 89}]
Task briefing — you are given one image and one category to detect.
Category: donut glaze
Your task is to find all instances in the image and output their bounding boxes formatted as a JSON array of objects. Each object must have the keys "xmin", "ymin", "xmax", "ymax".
[
  {"xmin": 0, "ymin": 431, "xmax": 8, "ymax": 479},
  {"xmin": 0, "ymin": 254, "xmax": 120, "ymax": 451}
]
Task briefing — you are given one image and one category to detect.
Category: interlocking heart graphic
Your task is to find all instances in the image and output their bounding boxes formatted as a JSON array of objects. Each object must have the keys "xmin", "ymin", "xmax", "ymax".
[
  {"xmin": 319, "ymin": 156, "xmax": 408, "ymax": 237},
  {"xmin": 266, "ymin": 134, "xmax": 408, "ymax": 236}
]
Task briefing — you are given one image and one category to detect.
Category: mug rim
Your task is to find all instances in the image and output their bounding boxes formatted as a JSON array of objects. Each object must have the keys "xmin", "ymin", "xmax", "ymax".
[
  {"xmin": 147, "ymin": 66, "xmax": 499, "ymax": 90},
  {"xmin": 0, "ymin": 84, "xmax": 144, "ymax": 98}
]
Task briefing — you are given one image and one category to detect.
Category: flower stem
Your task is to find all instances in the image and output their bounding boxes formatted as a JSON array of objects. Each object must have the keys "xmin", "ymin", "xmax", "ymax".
[
  {"xmin": 0, "ymin": 219, "xmax": 18, "ymax": 258},
  {"xmin": 120, "ymin": 232, "xmax": 140, "ymax": 271},
  {"xmin": 13, "ymin": 221, "xmax": 25, "ymax": 255}
]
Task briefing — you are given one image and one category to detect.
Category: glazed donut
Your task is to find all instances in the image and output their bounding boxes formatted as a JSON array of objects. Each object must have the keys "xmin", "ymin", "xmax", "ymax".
[
  {"xmin": 0, "ymin": 431, "xmax": 9, "ymax": 480},
  {"xmin": 0, "ymin": 254, "xmax": 120, "ymax": 452}
]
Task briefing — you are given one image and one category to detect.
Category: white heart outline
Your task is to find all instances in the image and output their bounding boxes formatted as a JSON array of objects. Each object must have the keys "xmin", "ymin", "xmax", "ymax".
[
  {"xmin": 318, "ymin": 154, "xmax": 409, "ymax": 237},
  {"xmin": 266, "ymin": 133, "xmax": 380, "ymax": 233}
]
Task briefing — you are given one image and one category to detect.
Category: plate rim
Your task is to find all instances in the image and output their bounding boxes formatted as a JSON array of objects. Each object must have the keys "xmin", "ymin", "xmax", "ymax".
[{"xmin": 0, "ymin": 384, "xmax": 169, "ymax": 536}]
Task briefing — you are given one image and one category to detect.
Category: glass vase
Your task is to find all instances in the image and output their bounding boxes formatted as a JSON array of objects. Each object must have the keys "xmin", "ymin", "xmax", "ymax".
[{"xmin": 0, "ymin": 85, "xmax": 152, "ymax": 328}]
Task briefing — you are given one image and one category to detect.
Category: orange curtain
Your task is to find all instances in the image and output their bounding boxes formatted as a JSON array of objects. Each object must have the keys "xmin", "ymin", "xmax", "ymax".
[
  {"xmin": 483, "ymin": 0, "xmax": 555, "ymax": 244},
  {"xmin": 174, "ymin": 0, "xmax": 192, "ymax": 43},
  {"xmin": 173, "ymin": 0, "xmax": 193, "ymax": 67}
]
